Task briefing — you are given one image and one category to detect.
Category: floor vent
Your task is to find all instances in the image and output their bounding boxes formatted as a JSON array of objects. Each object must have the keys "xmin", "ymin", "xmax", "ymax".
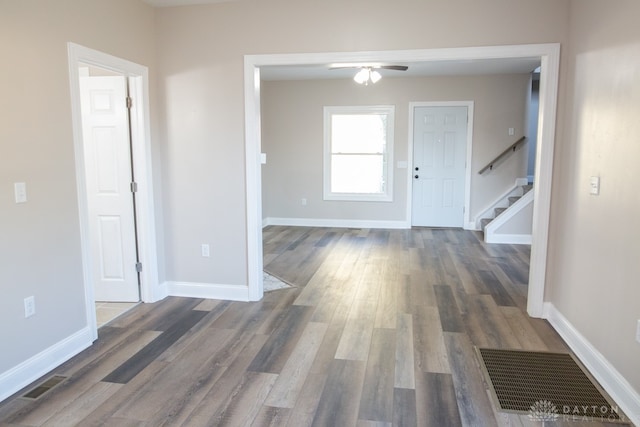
[
  {"xmin": 21, "ymin": 375, "xmax": 67, "ymax": 400},
  {"xmin": 476, "ymin": 348, "xmax": 626, "ymax": 423}
]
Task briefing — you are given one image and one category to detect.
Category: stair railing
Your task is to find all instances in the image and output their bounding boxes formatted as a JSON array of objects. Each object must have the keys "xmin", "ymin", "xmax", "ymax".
[{"xmin": 478, "ymin": 136, "xmax": 526, "ymax": 174}]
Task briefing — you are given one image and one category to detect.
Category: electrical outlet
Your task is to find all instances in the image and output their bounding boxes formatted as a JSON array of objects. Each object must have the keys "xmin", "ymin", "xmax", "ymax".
[
  {"xmin": 508, "ymin": 127, "xmax": 515, "ymax": 136},
  {"xmin": 201, "ymin": 244, "xmax": 210, "ymax": 257},
  {"xmin": 636, "ymin": 320, "xmax": 640, "ymax": 344},
  {"xmin": 24, "ymin": 296, "xmax": 35, "ymax": 318},
  {"xmin": 301, "ymin": 198, "xmax": 307, "ymax": 206}
]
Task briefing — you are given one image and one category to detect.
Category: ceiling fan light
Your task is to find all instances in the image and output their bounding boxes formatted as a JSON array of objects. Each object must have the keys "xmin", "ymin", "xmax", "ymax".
[
  {"xmin": 370, "ymin": 70, "xmax": 382, "ymax": 83},
  {"xmin": 354, "ymin": 68, "xmax": 370, "ymax": 84}
]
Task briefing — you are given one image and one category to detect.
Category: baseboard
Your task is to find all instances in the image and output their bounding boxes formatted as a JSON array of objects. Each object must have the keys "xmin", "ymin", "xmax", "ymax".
[
  {"xmin": 165, "ymin": 281, "xmax": 250, "ymax": 301},
  {"xmin": 264, "ymin": 217, "xmax": 410, "ymax": 229},
  {"xmin": 484, "ymin": 233, "xmax": 532, "ymax": 245},
  {"xmin": 0, "ymin": 326, "xmax": 93, "ymax": 403},
  {"xmin": 156, "ymin": 281, "xmax": 169, "ymax": 301},
  {"xmin": 544, "ymin": 303, "xmax": 640, "ymax": 425}
]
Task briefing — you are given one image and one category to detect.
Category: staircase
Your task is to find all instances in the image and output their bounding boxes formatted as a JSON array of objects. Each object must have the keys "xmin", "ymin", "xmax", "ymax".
[
  {"xmin": 481, "ymin": 184, "xmax": 533, "ymax": 231},
  {"xmin": 478, "ymin": 182, "xmax": 534, "ymax": 244}
]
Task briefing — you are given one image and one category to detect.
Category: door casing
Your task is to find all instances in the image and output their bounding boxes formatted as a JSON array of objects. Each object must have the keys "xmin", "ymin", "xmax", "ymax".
[
  {"xmin": 244, "ymin": 44, "xmax": 561, "ymax": 318},
  {"xmin": 68, "ymin": 43, "xmax": 159, "ymax": 340}
]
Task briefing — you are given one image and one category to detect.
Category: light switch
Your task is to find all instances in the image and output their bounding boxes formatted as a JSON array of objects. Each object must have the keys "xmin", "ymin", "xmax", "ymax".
[
  {"xmin": 14, "ymin": 182, "xmax": 27, "ymax": 203},
  {"xmin": 589, "ymin": 176, "xmax": 600, "ymax": 195},
  {"xmin": 508, "ymin": 127, "xmax": 515, "ymax": 136},
  {"xmin": 260, "ymin": 153, "xmax": 267, "ymax": 164}
]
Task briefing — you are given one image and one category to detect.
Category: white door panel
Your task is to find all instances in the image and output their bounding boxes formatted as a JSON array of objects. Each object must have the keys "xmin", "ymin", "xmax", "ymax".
[
  {"xmin": 80, "ymin": 76, "xmax": 139, "ymax": 302},
  {"xmin": 412, "ymin": 106, "xmax": 468, "ymax": 227}
]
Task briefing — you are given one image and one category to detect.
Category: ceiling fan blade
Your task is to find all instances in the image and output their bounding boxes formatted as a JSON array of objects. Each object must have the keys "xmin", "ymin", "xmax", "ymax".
[
  {"xmin": 329, "ymin": 63, "xmax": 409, "ymax": 71},
  {"xmin": 376, "ymin": 65, "xmax": 409, "ymax": 71}
]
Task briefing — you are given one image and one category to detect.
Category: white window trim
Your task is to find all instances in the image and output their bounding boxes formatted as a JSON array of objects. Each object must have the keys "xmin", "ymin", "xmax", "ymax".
[{"xmin": 323, "ymin": 105, "xmax": 395, "ymax": 202}]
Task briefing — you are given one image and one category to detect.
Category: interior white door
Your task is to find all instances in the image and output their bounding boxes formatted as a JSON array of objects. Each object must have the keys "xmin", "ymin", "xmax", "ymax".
[
  {"xmin": 80, "ymin": 75, "xmax": 139, "ymax": 302},
  {"xmin": 412, "ymin": 106, "xmax": 468, "ymax": 227}
]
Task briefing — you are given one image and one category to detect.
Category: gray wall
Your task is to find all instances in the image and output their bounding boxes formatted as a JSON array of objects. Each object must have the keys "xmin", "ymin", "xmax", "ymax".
[{"xmin": 261, "ymin": 75, "xmax": 530, "ymax": 223}]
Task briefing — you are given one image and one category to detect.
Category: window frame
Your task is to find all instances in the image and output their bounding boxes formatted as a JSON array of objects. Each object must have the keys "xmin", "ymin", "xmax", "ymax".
[{"xmin": 323, "ymin": 105, "xmax": 395, "ymax": 202}]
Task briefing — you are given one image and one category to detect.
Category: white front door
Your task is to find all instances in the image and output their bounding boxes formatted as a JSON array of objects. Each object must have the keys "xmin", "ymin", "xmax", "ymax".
[
  {"xmin": 80, "ymin": 75, "xmax": 140, "ymax": 302},
  {"xmin": 412, "ymin": 106, "xmax": 468, "ymax": 227}
]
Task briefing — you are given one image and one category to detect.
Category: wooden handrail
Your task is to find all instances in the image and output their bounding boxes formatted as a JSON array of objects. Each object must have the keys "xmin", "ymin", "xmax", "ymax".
[{"xmin": 478, "ymin": 136, "xmax": 526, "ymax": 174}]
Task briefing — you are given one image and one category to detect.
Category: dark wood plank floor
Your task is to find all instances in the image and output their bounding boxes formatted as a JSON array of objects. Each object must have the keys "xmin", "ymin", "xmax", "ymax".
[{"xmin": 0, "ymin": 227, "xmax": 631, "ymax": 426}]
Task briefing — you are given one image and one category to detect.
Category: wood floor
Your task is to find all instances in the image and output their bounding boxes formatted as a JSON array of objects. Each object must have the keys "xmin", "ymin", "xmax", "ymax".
[{"xmin": 0, "ymin": 226, "xmax": 631, "ymax": 427}]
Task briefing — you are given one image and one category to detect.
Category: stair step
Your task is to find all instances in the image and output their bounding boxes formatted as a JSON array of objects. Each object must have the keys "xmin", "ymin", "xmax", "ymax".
[
  {"xmin": 508, "ymin": 196, "xmax": 520, "ymax": 205},
  {"xmin": 481, "ymin": 218, "xmax": 491, "ymax": 231},
  {"xmin": 522, "ymin": 184, "xmax": 533, "ymax": 194},
  {"xmin": 494, "ymin": 207, "xmax": 507, "ymax": 216}
]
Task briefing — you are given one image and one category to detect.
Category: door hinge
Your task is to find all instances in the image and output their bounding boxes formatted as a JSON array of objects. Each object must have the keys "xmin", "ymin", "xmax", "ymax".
[
  {"xmin": 135, "ymin": 262, "xmax": 143, "ymax": 273},
  {"xmin": 126, "ymin": 96, "xmax": 133, "ymax": 109},
  {"xmin": 130, "ymin": 182, "xmax": 138, "ymax": 193}
]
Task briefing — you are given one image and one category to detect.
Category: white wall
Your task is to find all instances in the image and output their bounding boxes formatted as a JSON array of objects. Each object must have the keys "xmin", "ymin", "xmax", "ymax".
[
  {"xmin": 261, "ymin": 75, "xmax": 530, "ymax": 224},
  {"xmin": 547, "ymin": 0, "xmax": 640, "ymax": 399},
  {"xmin": 0, "ymin": 0, "xmax": 157, "ymax": 390}
]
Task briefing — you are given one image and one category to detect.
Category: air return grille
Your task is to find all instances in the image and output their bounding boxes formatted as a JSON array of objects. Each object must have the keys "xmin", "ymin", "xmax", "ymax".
[
  {"xmin": 476, "ymin": 348, "xmax": 624, "ymax": 422},
  {"xmin": 21, "ymin": 375, "xmax": 67, "ymax": 400}
]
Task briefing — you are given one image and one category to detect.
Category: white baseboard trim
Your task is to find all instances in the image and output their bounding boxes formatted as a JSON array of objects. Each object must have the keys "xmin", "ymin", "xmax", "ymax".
[
  {"xmin": 166, "ymin": 281, "xmax": 250, "ymax": 302},
  {"xmin": 544, "ymin": 303, "xmax": 640, "ymax": 425},
  {"xmin": 484, "ymin": 233, "xmax": 532, "ymax": 245},
  {"xmin": 264, "ymin": 217, "xmax": 410, "ymax": 229},
  {"xmin": 149, "ymin": 281, "xmax": 169, "ymax": 303},
  {"xmin": 0, "ymin": 327, "xmax": 93, "ymax": 403}
]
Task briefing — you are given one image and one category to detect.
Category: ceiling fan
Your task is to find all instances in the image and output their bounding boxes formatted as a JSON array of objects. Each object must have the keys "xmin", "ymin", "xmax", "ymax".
[{"xmin": 329, "ymin": 63, "xmax": 409, "ymax": 85}]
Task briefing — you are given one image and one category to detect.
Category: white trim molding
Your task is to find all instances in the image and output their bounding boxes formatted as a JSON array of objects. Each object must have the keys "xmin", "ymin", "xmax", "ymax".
[
  {"xmin": 166, "ymin": 282, "xmax": 250, "ymax": 302},
  {"xmin": 407, "ymin": 101, "xmax": 474, "ymax": 230},
  {"xmin": 245, "ymin": 44, "xmax": 561, "ymax": 319},
  {"xmin": 474, "ymin": 177, "xmax": 529, "ymax": 230},
  {"xmin": 484, "ymin": 188, "xmax": 533, "ymax": 244},
  {"xmin": 264, "ymin": 217, "xmax": 410, "ymax": 229},
  {"xmin": 67, "ymin": 43, "xmax": 161, "ymax": 341},
  {"xmin": 544, "ymin": 303, "xmax": 640, "ymax": 426},
  {"xmin": 0, "ymin": 327, "xmax": 92, "ymax": 402}
]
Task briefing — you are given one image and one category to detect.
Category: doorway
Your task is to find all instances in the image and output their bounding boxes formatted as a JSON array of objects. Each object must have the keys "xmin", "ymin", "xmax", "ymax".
[
  {"xmin": 78, "ymin": 64, "xmax": 140, "ymax": 326},
  {"xmin": 411, "ymin": 104, "xmax": 471, "ymax": 227},
  {"xmin": 244, "ymin": 44, "xmax": 561, "ymax": 317},
  {"xmin": 68, "ymin": 43, "xmax": 159, "ymax": 340}
]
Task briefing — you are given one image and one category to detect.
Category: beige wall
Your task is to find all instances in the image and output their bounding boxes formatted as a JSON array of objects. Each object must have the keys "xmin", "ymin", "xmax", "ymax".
[
  {"xmin": 155, "ymin": 0, "xmax": 569, "ymax": 286},
  {"xmin": 547, "ymin": 0, "xmax": 640, "ymax": 392},
  {"xmin": 0, "ymin": 0, "xmax": 156, "ymax": 373},
  {"xmin": 261, "ymin": 75, "xmax": 530, "ymax": 223}
]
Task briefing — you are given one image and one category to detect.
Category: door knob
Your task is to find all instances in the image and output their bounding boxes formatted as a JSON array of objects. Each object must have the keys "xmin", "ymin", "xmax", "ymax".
[
  {"xmin": 414, "ymin": 175, "xmax": 419, "ymax": 179},
  {"xmin": 415, "ymin": 167, "xmax": 419, "ymax": 171}
]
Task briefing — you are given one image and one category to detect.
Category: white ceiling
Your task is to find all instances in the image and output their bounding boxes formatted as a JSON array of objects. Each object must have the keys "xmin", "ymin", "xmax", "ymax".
[{"xmin": 260, "ymin": 57, "xmax": 541, "ymax": 81}]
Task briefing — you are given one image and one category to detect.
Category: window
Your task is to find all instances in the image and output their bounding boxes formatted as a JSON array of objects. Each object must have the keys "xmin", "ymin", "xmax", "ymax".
[{"xmin": 323, "ymin": 105, "xmax": 394, "ymax": 201}]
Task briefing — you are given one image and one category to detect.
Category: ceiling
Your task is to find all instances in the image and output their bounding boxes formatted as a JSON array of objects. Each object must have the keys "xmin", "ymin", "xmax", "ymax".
[{"xmin": 260, "ymin": 57, "xmax": 541, "ymax": 81}]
